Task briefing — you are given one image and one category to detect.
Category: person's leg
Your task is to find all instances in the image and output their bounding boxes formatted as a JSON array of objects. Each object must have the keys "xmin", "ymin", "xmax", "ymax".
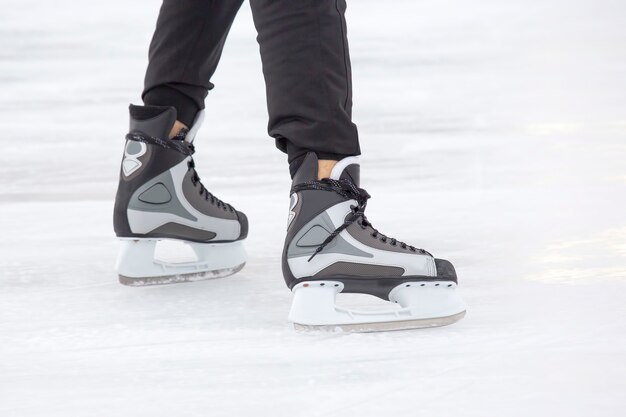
[
  {"xmin": 143, "ymin": 0, "xmax": 244, "ymax": 135},
  {"xmin": 114, "ymin": 0, "xmax": 249, "ymax": 285},
  {"xmin": 251, "ymin": 1, "xmax": 465, "ymax": 331},
  {"xmin": 250, "ymin": 0, "xmax": 360, "ymax": 178}
]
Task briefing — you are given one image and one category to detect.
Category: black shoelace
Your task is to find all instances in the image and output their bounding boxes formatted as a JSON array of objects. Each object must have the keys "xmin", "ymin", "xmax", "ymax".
[
  {"xmin": 186, "ymin": 158, "xmax": 234, "ymax": 212},
  {"xmin": 291, "ymin": 178, "xmax": 429, "ymax": 262},
  {"xmin": 126, "ymin": 129, "xmax": 234, "ymax": 212}
]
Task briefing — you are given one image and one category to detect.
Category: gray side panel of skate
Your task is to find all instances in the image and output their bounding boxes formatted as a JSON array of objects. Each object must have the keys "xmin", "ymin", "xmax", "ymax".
[
  {"xmin": 287, "ymin": 211, "xmax": 372, "ymax": 259},
  {"xmin": 149, "ymin": 222, "xmax": 216, "ymax": 241},
  {"xmin": 138, "ymin": 183, "xmax": 172, "ymax": 204},
  {"xmin": 314, "ymin": 262, "xmax": 404, "ymax": 277},
  {"xmin": 296, "ymin": 225, "xmax": 330, "ymax": 246},
  {"xmin": 129, "ymin": 170, "xmax": 197, "ymax": 221}
]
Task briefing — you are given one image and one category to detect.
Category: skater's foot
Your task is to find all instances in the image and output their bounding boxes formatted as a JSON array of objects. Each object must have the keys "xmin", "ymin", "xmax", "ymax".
[
  {"xmin": 317, "ymin": 159, "xmax": 338, "ymax": 179},
  {"xmin": 168, "ymin": 120, "xmax": 188, "ymax": 139},
  {"xmin": 113, "ymin": 105, "xmax": 247, "ymax": 285},
  {"xmin": 283, "ymin": 153, "xmax": 465, "ymax": 331}
]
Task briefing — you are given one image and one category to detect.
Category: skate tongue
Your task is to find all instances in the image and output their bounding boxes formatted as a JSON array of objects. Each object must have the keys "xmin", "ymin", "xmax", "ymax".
[
  {"xmin": 184, "ymin": 110, "xmax": 205, "ymax": 143},
  {"xmin": 330, "ymin": 156, "xmax": 360, "ymax": 187}
]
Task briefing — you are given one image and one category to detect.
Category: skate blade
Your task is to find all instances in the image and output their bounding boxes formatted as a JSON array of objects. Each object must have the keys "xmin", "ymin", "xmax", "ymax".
[
  {"xmin": 288, "ymin": 280, "xmax": 466, "ymax": 333},
  {"xmin": 293, "ymin": 310, "xmax": 466, "ymax": 333},
  {"xmin": 115, "ymin": 238, "xmax": 247, "ymax": 286},
  {"xmin": 119, "ymin": 262, "xmax": 245, "ymax": 286}
]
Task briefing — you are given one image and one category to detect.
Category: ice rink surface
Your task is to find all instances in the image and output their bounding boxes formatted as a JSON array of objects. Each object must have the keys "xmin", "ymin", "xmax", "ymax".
[{"xmin": 1, "ymin": 0, "xmax": 625, "ymax": 415}]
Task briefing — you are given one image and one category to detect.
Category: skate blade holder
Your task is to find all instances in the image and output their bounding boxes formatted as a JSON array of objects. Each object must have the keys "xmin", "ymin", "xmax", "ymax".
[
  {"xmin": 288, "ymin": 280, "xmax": 466, "ymax": 333},
  {"xmin": 115, "ymin": 238, "xmax": 246, "ymax": 286}
]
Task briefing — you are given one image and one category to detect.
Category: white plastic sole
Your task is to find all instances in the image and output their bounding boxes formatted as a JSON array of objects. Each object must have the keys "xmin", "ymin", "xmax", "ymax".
[
  {"xmin": 288, "ymin": 280, "xmax": 466, "ymax": 332},
  {"xmin": 115, "ymin": 238, "xmax": 246, "ymax": 286}
]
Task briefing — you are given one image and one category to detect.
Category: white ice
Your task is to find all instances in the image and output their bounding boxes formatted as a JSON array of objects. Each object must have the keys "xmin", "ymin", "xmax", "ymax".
[{"xmin": 1, "ymin": 0, "xmax": 625, "ymax": 416}]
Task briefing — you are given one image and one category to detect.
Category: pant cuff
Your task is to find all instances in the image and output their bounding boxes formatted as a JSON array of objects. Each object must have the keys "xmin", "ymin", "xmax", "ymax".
[
  {"xmin": 143, "ymin": 85, "xmax": 199, "ymax": 127},
  {"xmin": 285, "ymin": 142, "xmax": 360, "ymax": 178}
]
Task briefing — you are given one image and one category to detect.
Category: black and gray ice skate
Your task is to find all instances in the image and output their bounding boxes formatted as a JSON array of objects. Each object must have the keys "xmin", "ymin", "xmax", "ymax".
[
  {"xmin": 113, "ymin": 105, "xmax": 247, "ymax": 286},
  {"xmin": 283, "ymin": 153, "xmax": 465, "ymax": 331}
]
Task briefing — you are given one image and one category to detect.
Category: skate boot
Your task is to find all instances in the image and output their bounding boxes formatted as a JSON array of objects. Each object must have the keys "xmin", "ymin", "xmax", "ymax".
[
  {"xmin": 113, "ymin": 105, "xmax": 247, "ymax": 286},
  {"xmin": 283, "ymin": 153, "xmax": 465, "ymax": 331}
]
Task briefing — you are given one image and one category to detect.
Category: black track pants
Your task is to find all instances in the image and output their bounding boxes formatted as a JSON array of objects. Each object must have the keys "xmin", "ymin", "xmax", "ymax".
[{"xmin": 143, "ymin": 0, "xmax": 361, "ymax": 165}]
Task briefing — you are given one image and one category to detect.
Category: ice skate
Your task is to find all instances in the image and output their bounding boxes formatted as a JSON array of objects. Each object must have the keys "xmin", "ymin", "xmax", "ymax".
[
  {"xmin": 283, "ymin": 153, "xmax": 466, "ymax": 332},
  {"xmin": 113, "ymin": 105, "xmax": 248, "ymax": 286}
]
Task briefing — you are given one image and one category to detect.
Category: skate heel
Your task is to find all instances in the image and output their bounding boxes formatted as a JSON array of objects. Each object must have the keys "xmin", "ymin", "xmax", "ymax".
[
  {"xmin": 289, "ymin": 280, "xmax": 466, "ymax": 332},
  {"xmin": 115, "ymin": 238, "xmax": 246, "ymax": 286},
  {"xmin": 388, "ymin": 281, "xmax": 466, "ymax": 319},
  {"xmin": 289, "ymin": 281, "xmax": 344, "ymax": 326}
]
